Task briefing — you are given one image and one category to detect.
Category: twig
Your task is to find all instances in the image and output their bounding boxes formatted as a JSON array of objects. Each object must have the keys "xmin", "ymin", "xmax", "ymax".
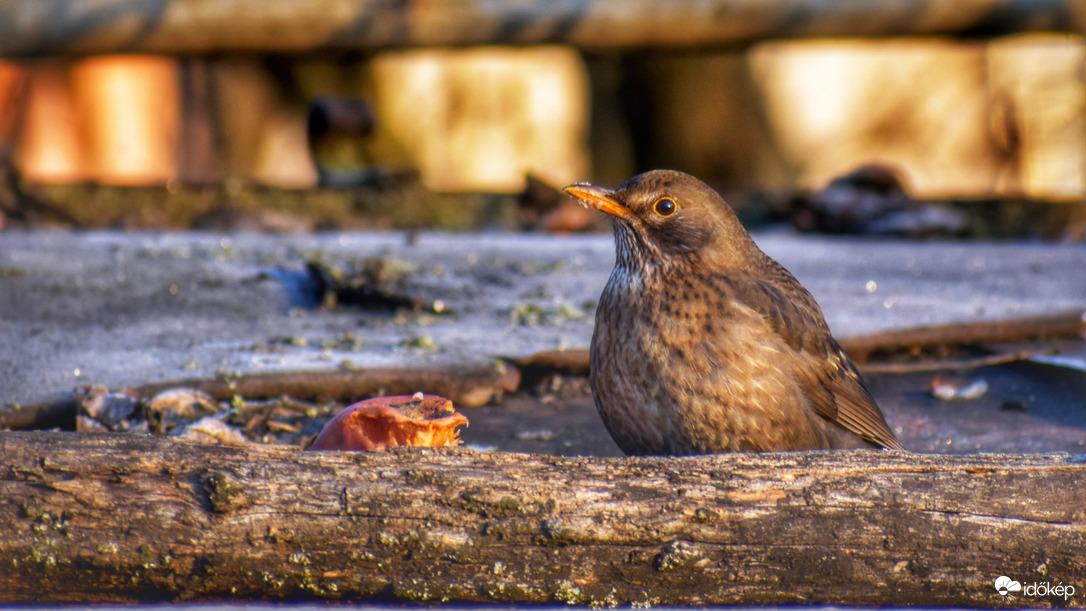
[{"xmin": 856, "ymin": 350, "xmax": 1048, "ymax": 374}]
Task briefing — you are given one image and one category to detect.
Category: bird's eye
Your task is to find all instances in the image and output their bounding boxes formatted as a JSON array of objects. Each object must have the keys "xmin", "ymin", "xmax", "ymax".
[{"xmin": 653, "ymin": 197, "xmax": 677, "ymax": 217}]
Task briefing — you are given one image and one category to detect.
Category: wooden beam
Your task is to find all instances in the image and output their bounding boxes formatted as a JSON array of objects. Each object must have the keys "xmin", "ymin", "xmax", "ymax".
[
  {"xmin": 1, "ymin": 431, "xmax": 1083, "ymax": 605},
  {"xmin": 1, "ymin": 0, "xmax": 1083, "ymax": 58}
]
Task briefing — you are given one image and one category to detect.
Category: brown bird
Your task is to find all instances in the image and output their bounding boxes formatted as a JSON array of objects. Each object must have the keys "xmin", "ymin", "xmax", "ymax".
[{"xmin": 564, "ymin": 170, "xmax": 904, "ymax": 454}]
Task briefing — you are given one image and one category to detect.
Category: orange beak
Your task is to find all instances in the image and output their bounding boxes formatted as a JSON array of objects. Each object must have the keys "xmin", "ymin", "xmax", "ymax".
[{"xmin": 563, "ymin": 183, "xmax": 631, "ymax": 220}]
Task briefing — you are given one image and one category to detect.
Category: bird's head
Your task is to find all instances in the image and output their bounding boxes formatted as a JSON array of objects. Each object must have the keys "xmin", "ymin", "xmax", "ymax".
[{"xmin": 564, "ymin": 170, "xmax": 756, "ymax": 272}]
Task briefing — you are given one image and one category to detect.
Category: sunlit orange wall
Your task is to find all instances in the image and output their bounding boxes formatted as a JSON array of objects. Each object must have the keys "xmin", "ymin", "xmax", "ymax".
[
  {"xmin": 753, "ymin": 35, "xmax": 1085, "ymax": 198},
  {"xmin": 7, "ymin": 56, "xmax": 179, "ymax": 185}
]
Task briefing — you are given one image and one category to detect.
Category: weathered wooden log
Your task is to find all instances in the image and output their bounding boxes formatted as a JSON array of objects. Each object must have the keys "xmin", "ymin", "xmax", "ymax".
[
  {"xmin": 1, "ymin": 0, "xmax": 1082, "ymax": 58},
  {"xmin": 1, "ymin": 431, "xmax": 1084, "ymax": 606},
  {"xmin": 132, "ymin": 361, "xmax": 521, "ymax": 408},
  {"xmin": 0, "ymin": 361, "xmax": 520, "ymax": 431}
]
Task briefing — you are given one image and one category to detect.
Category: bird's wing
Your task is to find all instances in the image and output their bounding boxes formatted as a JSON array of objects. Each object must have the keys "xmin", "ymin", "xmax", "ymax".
[{"xmin": 726, "ymin": 268, "xmax": 904, "ymax": 450}]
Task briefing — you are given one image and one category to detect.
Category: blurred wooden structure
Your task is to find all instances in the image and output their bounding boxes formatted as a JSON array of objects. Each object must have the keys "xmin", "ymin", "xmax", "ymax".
[
  {"xmin": 2, "ymin": 0, "xmax": 1084, "ymax": 195},
  {"xmin": 0, "ymin": 0, "xmax": 1082, "ymax": 56}
]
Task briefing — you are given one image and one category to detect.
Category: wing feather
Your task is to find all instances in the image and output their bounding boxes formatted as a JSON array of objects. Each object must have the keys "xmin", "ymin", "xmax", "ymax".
[{"xmin": 723, "ymin": 266, "xmax": 904, "ymax": 450}]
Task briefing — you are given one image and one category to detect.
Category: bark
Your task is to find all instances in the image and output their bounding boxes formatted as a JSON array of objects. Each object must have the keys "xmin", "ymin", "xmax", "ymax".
[
  {"xmin": 1, "ymin": 0, "xmax": 1083, "ymax": 57},
  {"xmin": 1, "ymin": 431, "xmax": 1084, "ymax": 606}
]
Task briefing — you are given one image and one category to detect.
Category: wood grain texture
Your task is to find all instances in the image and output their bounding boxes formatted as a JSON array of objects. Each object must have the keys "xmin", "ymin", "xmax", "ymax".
[
  {"xmin": 1, "ymin": 431, "xmax": 1084, "ymax": 606},
  {"xmin": 1, "ymin": 0, "xmax": 1083, "ymax": 57}
]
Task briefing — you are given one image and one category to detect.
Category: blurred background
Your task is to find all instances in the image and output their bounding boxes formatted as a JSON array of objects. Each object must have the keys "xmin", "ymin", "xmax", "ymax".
[{"xmin": 0, "ymin": 1, "xmax": 1084, "ymax": 234}]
